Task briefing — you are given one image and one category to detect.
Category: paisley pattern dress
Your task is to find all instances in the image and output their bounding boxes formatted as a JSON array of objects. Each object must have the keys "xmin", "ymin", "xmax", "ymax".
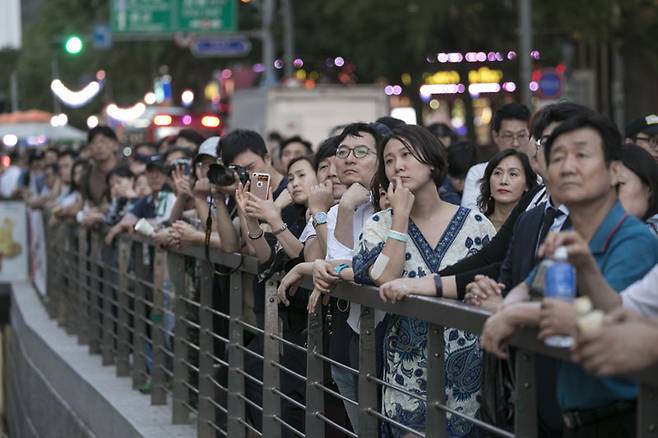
[{"xmin": 353, "ymin": 207, "xmax": 495, "ymax": 437}]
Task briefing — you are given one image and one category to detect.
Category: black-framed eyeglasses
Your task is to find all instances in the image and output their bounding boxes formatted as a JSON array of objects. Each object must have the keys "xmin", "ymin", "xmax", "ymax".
[
  {"xmin": 499, "ymin": 131, "xmax": 531, "ymax": 145},
  {"xmin": 336, "ymin": 145, "xmax": 373, "ymax": 159},
  {"xmin": 634, "ymin": 135, "xmax": 658, "ymax": 150}
]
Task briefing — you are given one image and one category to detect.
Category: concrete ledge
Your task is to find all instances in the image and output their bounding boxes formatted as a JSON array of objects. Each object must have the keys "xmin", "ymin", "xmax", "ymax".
[{"xmin": 8, "ymin": 281, "xmax": 196, "ymax": 438}]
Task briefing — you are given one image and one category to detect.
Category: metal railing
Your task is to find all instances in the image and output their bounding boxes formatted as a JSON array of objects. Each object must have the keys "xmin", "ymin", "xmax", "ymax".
[{"xmin": 40, "ymin": 217, "xmax": 658, "ymax": 438}]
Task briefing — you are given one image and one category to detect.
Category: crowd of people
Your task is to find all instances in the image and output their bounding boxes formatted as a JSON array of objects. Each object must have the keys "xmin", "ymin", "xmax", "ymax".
[{"xmin": 2, "ymin": 103, "xmax": 658, "ymax": 438}]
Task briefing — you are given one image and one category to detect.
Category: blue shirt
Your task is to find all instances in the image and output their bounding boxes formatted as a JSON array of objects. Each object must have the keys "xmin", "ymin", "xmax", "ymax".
[{"xmin": 557, "ymin": 201, "xmax": 658, "ymax": 411}]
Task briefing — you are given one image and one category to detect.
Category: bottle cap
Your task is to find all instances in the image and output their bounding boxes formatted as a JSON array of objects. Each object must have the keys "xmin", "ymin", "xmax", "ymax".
[{"xmin": 554, "ymin": 246, "xmax": 568, "ymax": 261}]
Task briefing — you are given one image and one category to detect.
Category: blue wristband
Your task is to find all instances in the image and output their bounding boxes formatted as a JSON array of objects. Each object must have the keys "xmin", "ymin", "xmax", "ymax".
[
  {"xmin": 335, "ymin": 263, "xmax": 350, "ymax": 275},
  {"xmin": 387, "ymin": 230, "xmax": 409, "ymax": 243}
]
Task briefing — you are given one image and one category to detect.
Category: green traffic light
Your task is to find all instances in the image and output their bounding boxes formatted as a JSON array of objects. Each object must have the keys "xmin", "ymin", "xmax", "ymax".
[{"xmin": 64, "ymin": 36, "xmax": 83, "ymax": 54}]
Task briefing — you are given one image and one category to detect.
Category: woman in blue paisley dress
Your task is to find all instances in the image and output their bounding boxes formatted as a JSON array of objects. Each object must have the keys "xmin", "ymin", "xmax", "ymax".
[{"xmin": 352, "ymin": 125, "xmax": 495, "ymax": 437}]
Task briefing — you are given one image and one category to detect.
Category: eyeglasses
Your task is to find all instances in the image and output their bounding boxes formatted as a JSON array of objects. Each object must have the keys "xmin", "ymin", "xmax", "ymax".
[
  {"xmin": 499, "ymin": 132, "xmax": 530, "ymax": 145},
  {"xmin": 336, "ymin": 145, "xmax": 373, "ymax": 159},
  {"xmin": 634, "ymin": 135, "xmax": 658, "ymax": 150}
]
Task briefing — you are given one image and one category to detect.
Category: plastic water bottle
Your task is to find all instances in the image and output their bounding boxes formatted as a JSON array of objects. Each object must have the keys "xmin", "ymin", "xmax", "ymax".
[{"xmin": 543, "ymin": 246, "xmax": 577, "ymax": 347}]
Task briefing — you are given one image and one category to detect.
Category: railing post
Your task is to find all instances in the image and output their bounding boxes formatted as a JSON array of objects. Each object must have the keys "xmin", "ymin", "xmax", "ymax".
[
  {"xmin": 56, "ymin": 224, "xmax": 69, "ymax": 329},
  {"xmin": 44, "ymin": 223, "xmax": 57, "ymax": 318},
  {"xmin": 101, "ymin": 242, "xmax": 115, "ymax": 366},
  {"xmin": 170, "ymin": 251, "xmax": 190, "ymax": 424},
  {"xmin": 305, "ymin": 307, "xmax": 325, "ymax": 438},
  {"xmin": 262, "ymin": 279, "xmax": 281, "ymax": 438},
  {"xmin": 358, "ymin": 305, "xmax": 378, "ymax": 437},
  {"xmin": 197, "ymin": 260, "xmax": 215, "ymax": 436},
  {"xmin": 227, "ymin": 271, "xmax": 246, "ymax": 438},
  {"xmin": 88, "ymin": 231, "xmax": 102, "ymax": 355},
  {"xmin": 425, "ymin": 323, "xmax": 447, "ymax": 438},
  {"xmin": 514, "ymin": 350, "xmax": 538, "ymax": 438},
  {"xmin": 77, "ymin": 227, "xmax": 89, "ymax": 345},
  {"xmin": 637, "ymin": 383, "xmax": 658, "ymax": 438},
  {"xmin": 151, "ymin": 246, "xmax": 167, "ymax": 405},
  {"xmin": 116, "ymin": 237, "xmax": 131, "ymax": 376},
  {"xmin": 64, "ymin": 224, "xmax": 78, "ymax": 336},
  {"xmin": 132, "ymin": 241, "xmax": 148, "ymax": 390}
]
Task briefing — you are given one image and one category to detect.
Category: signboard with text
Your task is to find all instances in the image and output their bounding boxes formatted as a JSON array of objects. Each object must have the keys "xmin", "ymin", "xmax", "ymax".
[{"xmin": 111, "ymin": 0, "xmax": 237, "ymax": 34}]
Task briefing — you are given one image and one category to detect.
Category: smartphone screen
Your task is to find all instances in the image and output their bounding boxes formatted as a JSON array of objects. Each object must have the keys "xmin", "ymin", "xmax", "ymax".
[{"xmin": 250, "ymin": 172, "xmax": 270, "ymax": 200}]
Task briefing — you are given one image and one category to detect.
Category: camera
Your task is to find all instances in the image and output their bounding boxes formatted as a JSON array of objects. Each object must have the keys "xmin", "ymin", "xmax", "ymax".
[{"xmin": 207, "ymin": 163, "xmax": 250, "ymax": 186}]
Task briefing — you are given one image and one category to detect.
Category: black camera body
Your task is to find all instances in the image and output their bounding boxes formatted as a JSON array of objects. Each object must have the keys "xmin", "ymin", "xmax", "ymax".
[{"xmin": 207, "ymin": 163, "xmax": 250, "ymax": 186}]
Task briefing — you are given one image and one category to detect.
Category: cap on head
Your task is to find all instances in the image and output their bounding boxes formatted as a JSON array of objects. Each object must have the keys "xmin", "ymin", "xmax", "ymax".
[
  {"xmin": 194, "ymin": 136, "xmax": 220, "ymax": 165},
  {"xmin": 626, "ymin": 114, "xmax": 658, "ymax": 138},
  {"xmin": 145, "ymin": 154, "xmax": 167, "ymax": 173}
]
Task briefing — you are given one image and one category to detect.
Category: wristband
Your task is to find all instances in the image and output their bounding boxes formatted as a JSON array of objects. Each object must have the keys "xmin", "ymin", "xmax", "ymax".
[
  {"xmin": 248, "ymin": 229, "xmax": 264, "ymax": 240},
  {"xmin": 433, "ymin": 274, "xmax": 443, "ymax": 298},
  {"xmin": 387, "ymin": 230, "xmax": 409, "ymax": 243},
  {"xmin": 272, "ymin": 222, "xmax": 288, "ymax": 236},
  {"xmin": 335, "ymin": 263, "xmax": 350, "ymax": 275}
]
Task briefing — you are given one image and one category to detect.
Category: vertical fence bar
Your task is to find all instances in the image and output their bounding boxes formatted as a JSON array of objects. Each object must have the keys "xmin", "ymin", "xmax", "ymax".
[
  {"xmin": 425, "ymin": 323, "xmax": 447, "ymax": 438},
  {"xmin": 116, "ymin": 237, "xmax": 131, "ymax": 376},
  {"xmin": 227, "ymin": 271, "xmax": 246, "ymax": 438},
  {"xmin": 358, "ymin": 306, "xmax": 377, "ymax": 437},
  {"xmin": 132, "ymin": 241, "xmax": 148, "ymax": 390},
  {"xmin": 514, "ymin": 350, "xmax": 538, "ymax": 438},
  {"xmin": 170, "ymin": 252, "xmax": 190, "ymax": 424},
  {"xmin": 77, "ymin": 227, "xmax": 89, "ymax": 345},
  {"xmin": 262, "ymin": 279, "xmax": 281, "ymax": 438},
  {"xmin": 56, "ymin": 224, "xmax": 69, "ymax": 329},
  {"xmin": 88, "ymin": 231, "xmax": 102, "ymax": 355},
  {"xmin": 305, "ymin": 307, "xmax": 325, "ymax": 438},
  {"xmin": 101, "ymin": 242, "xmax": 115, "ymax": 366},
  {"xmin": 197, "ymin": 260, "xmax": 215, "ymax": 436},
  {"xmin": 637, "ymin": 383, "xmax": 658, "ymax": 438},
  {"xmin": 45, "ymin": 224, "xmax": 58, "ymax": 319},
  {"xmin": 64, "ymin": 224, "xmax": 78, "ymax": 336},
  {"xmin": 151, "ymin": 246, "xmax": 167, "ymax": 405}
]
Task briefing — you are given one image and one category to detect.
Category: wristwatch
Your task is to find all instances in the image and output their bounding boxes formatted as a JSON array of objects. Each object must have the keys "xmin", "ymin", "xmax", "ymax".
[{"xmin": 312, "ymin": 211, "xmax": 328, "ymax": 228}]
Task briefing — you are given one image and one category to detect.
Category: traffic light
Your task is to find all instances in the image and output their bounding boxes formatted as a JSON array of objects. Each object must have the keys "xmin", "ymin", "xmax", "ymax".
[{"xmin": 64, "ymin": 35, "xmax": 83, "ymax": 55}]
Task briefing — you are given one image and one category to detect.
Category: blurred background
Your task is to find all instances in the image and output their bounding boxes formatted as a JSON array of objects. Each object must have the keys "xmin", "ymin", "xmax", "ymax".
[{"xmin": 0, "ymin": 0, "xmax": 657, "ymax": 149}]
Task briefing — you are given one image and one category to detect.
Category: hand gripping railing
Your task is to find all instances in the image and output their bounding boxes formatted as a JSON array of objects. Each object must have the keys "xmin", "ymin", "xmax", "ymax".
[{"xmin": 40, "ymin": 217, "xmax": 658, "ymax": 438}]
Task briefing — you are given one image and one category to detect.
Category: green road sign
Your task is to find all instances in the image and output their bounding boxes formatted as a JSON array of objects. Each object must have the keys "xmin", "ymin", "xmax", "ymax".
[{"xmin": 111, "ymin": 0, "xmax": 237, "ymax": 34}]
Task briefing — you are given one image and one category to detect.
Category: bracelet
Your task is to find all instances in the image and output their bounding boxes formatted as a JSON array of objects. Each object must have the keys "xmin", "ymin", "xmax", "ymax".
[
  {"xmin": 433, "ymin": 273, "xmax": 443, "ymax": 298},
  {"xmin": 248, "ymin": 229, "xmax": 264, "ymax": 240},
  {"xmin": 335, "ymin": 263, "xmax": 350, "ymax": 275},
  {"xmin": 272, "ymin": 222, "xmax": 288, "ymax": 236},
  {"xmin": 387, "ymin": 229, "xmax": 409, "ymax": 243}
]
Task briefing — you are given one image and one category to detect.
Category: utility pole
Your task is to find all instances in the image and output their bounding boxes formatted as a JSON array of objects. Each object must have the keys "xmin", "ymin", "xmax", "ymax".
[
  {"xmin": 281, "ymin": 0, "xmax": 294, "ymax": 79},
  {"xmin": 10, "ymin": 72, "xmax": 19, "ymax": 112},
  {"xmin": 518, "ymin": 0, "xmax": 533, "ymax": 109},
  {"xmin": 261, "ymin": 0, "xmax": 276, "ymax": 88},
  {"xmin": 51, "ymin": 52, "xmax": 61, "ymax": 113}
]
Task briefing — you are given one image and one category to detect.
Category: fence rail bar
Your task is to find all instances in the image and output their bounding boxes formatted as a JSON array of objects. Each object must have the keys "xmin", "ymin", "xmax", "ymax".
[{"xmin": 36, "ymin": 214, "xmax": 658, "ymax": 438}]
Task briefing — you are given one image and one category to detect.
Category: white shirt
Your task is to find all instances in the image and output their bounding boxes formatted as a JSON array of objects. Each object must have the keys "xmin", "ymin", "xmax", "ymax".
[
  {"xmin": 621, "ymin": 264, "xmax": 658, "ymax": 319},
  {"xmin": 545, "ymin": 195, "xmax": 570, "ymax": 233},
  {"xmin": 0, "ymin": 166, "xmax": 22, "ymax": 198},
  {"xmin": 325, "ymin": 202, "xmax": 385, "ymax": 334},
  {"xmin": 299, "ymin": 218, "xmax": 315, "ymax": 244},
  {"xmin": 460, "ymin": 162, "xmax": 487, "ymax": 212}
]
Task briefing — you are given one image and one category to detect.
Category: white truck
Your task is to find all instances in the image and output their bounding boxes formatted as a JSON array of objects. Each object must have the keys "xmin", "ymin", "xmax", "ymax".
[{"xmin": 228, "ymin": 85, "xmax": 389, "ymax": 148}]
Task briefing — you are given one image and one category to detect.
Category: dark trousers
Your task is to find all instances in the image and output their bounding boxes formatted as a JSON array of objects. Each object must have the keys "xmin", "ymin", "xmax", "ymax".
[{"xmin": 562, "ymin": 408, "xmax": 635, "ymax": 438}]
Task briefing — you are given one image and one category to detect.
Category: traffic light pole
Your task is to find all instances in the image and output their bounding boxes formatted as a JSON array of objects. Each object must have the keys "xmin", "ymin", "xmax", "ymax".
[{"xmin": 51, "ymin": 50, "xmax": 61, "ymax": 114}]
